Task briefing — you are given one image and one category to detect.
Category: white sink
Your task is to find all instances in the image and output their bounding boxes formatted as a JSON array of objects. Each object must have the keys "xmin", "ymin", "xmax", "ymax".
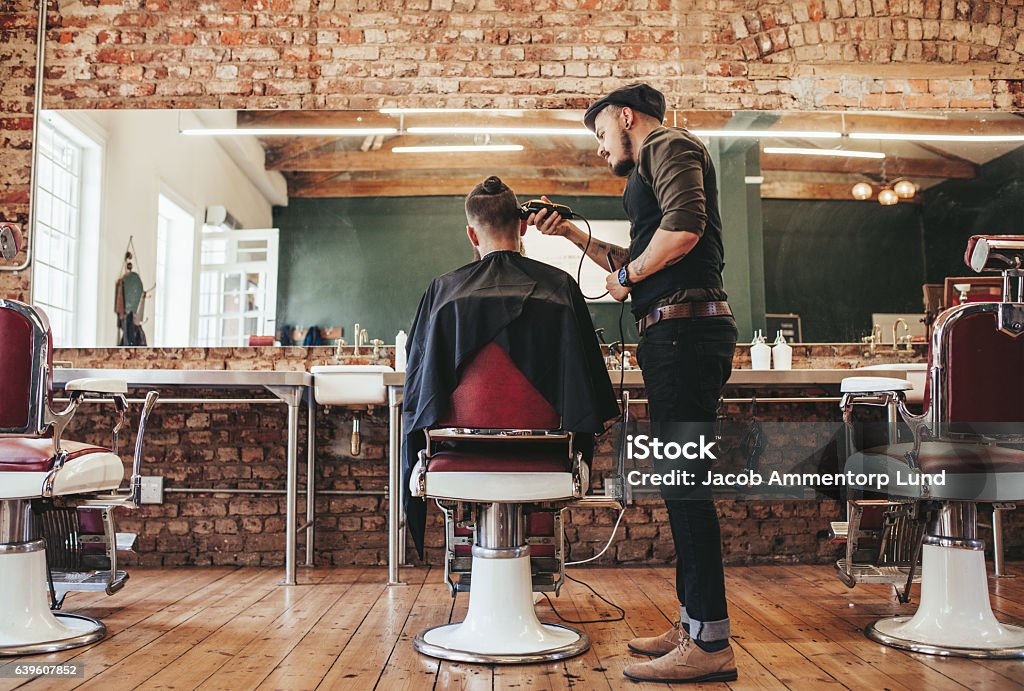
[
  {"xmin": 857, "ymin": 363, "xmax": 927, "ymax": 405},
  {"xmin": 310, "ymin": 365, "xmax": 393, "ymax": 406}
]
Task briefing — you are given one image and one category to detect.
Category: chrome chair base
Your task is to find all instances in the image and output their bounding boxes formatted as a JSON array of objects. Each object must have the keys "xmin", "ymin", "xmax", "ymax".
[
  {"xmin": 867, "ymin": 617, "xmax": 1024, "ymax": 659},
  {"xmin": 0, "ymin": 613, "xmax": 106, "ymax": 657},
  {"xmin": 414, "ymin": 623, "xmax": 589, "ymax": 664}
]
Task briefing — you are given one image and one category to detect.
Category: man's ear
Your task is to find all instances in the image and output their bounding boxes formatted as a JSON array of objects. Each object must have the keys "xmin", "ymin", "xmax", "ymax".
[
  {"xmin": 467, "ymin": 225, "xmax": 479, "ymax": 246},
  {"xmin": 519, "ymin": 219, "xmax": 528, "ymax": 236}
]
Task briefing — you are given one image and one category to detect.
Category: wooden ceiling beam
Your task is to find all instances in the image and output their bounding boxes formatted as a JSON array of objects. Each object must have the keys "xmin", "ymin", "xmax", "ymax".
[
  {"xmin": 760, "ymin": 153, "xmax": 975, "ymax": 179},
  {"xmin": 760, "ymin": 180, "xmax": 920, "ymax": 202},
  {"xmin": 271, "ymin": 148, "xmax": 603, "ymax": 172},
  {"xmin": 288, "ymin": 176, "xmax": 626, "ymax": 198}
]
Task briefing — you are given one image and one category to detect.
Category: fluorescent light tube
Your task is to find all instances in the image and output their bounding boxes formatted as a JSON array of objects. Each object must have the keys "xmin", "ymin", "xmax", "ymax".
[
  {"xmin": 691, "ymin": 129, "xmax": 842, "ymax": 139},
  {"xmin": 850, "ymin": 132, "xmax": 1024, "ymax": 143},
  {"xmin": 762, "ymin": 146, "xmax": 885, "ymax": 159},
  {"xmin": 407, "ymin": 126, "xmax": 592, "ymax": 136},
  {"xmin": 380, "ymin": 108, "xmax": 524, "ymax": 114},
  {"xmin": 180, "ymin": 128, "xmax": 398, "ymax": 136}
]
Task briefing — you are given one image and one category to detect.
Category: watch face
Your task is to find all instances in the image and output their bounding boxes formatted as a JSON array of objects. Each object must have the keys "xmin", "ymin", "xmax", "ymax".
[{"xmin": 618, "ymin": 266, "xmax": 629, "ymax": 286}]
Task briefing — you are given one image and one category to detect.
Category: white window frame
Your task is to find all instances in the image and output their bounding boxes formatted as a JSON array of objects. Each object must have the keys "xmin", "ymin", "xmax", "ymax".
[
  {"xmin": 196, "ymin": 228, "xmax": 279, "ymax": 347},
  {"xmin": 154, "ymin": 186, "xmax": 199, "ymax": 347},
  {"xmin": 31, "ymin": 112, "xmax": 103, "ymax": 346}
]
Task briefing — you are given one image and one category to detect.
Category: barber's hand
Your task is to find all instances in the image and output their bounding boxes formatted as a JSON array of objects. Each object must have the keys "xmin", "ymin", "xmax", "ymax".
[
  {"xmin": 528, "ymin": 195, "xmax": 574, "ymax": 238},
  {"xmin": 606, "ymin": 272, "xmax": 631, "ymax": 302}
]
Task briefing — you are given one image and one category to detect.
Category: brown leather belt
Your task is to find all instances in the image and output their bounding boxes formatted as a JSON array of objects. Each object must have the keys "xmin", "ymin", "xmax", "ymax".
[{"xmin": 637, "ymin": 301, "xmax": 732, "ymax": 335}]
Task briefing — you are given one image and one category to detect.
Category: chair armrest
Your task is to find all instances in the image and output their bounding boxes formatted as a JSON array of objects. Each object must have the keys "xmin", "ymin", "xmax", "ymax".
[
  {"xmin": 65, "ymin": 377, "xmax": 128, "ymax": 395},
  {"xmin": 840, "ymin": 376, "xmax": 912, "ymax": 394}
]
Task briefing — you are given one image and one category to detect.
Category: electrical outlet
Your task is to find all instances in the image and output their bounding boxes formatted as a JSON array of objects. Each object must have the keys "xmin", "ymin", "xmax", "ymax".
[{"xmin": 140, "ymin": 476, "xmax": 164, "ymax": 504}]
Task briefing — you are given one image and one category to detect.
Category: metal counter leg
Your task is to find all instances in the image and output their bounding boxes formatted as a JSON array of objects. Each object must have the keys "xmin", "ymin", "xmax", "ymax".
[
  {"xmin": 388, "ymin": 386, "xmax": 405, "ymax": 585},
  {"xmin": 305, "ymin": 393, "xmax": 316, "ymax": 568}
]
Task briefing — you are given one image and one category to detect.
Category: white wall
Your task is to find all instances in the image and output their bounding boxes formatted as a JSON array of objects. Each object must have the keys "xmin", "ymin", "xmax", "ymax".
[{"xmin": 71, "ymin": 110, "xmax": 276, "ymax": 347}]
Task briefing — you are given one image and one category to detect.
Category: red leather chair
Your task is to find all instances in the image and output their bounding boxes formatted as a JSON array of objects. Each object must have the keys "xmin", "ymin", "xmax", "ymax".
[
  {"xmin": 840, "ymin": 235, "xmax": 1024, "ymax": 658},
  {"xmin": 409, "ymin": 342, "xmax": 590, "ymax": 663},
  {"xmin": 0, "ymin": 299, "xmax": 157, "ymax": 656}
]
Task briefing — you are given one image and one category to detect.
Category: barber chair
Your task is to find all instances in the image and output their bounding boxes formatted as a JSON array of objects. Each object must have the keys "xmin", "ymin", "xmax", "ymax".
[
  {"xmin": 409, "ymin": 342, "xmax": 591, "ymax": 663},
  {"xmin": 837, "ymin": 235, "xmax": 1024, "ymax": 658},
  {"xmin": 0, "ymin": 299, "xmax": 158, "ymax": 655}
]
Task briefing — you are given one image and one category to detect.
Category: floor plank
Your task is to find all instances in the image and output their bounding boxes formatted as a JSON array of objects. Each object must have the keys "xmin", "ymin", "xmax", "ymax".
[{"xmin": 5, "ymin": 564, "xmax": 1022, "ymax": 690}]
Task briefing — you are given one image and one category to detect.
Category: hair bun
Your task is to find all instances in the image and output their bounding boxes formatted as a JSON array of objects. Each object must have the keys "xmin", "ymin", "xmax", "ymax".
[{"xmin": 481, "ymin": 176, "xmax": 504, "ymax": 194}]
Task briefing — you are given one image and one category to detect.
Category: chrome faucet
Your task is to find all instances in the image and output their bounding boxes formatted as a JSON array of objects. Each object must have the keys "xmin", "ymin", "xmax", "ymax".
[
  {"xmin": 891, "ymin": 318, "xmax": 909, "ymax": 349},
  {"xmin": 861, "ymin": 324, "xmax": 882, "ymax": 357},
  {"xmin": 352, "ymin": 323, "xmax": 368, "ymax": 354}
]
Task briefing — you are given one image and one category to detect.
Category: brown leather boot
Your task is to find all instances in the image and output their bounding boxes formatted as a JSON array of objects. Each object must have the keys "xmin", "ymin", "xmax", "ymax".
[
  {"xmin": 624, "ymin": 638, "xmax": 737, "ymax": 684},
  {"xmin": 627, "ymin": 620, "xmax": 687, "ymax": 656}
]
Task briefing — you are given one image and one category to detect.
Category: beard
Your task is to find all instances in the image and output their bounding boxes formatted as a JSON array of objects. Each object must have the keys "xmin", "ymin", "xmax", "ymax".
[{"xmin": 610, "ymin": 130, "xmax": 636, "ymax": 177}]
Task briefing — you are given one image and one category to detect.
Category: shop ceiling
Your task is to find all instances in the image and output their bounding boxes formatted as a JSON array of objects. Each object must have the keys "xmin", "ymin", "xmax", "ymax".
[{"xmin": 231, "ymin": 110, "xmax": 1024, "ymax": 201}]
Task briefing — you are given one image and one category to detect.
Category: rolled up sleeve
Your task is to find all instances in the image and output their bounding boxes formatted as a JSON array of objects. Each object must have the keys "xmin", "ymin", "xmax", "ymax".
[{"xmin": 640, "ymin": 136, "xmax": 708, "ymax": 236}]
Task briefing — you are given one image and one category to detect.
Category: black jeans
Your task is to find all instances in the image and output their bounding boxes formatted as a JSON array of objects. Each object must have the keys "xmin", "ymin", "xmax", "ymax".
[{"xmin": 636, "ymin": 315, "xmax": 737, "ymax": 643}]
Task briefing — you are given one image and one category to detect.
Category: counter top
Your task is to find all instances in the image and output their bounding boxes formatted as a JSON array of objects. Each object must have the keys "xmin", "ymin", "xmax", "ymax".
[
  {"xmin": 382, "ymin": 368, "xmax": 906, "ymax": 388},
  {"xmin": 52, "ymin": 368, "xmax": 312, "ymax": 388}
]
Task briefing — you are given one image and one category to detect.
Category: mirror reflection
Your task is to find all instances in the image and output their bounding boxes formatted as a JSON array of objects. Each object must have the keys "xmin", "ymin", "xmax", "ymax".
[{"xmin": 32, "ymin": 108, "xmax": 1024, "ymax": 347}]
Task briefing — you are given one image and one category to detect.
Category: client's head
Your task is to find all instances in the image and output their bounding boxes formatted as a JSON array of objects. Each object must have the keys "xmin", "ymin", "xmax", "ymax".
[{"xmin": 465, "ymin": 175, "xmax": 526, "ymax": 259}]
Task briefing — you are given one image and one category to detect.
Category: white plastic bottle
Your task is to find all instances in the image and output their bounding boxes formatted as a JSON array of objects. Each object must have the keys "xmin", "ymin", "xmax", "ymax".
[
  {"xmin": 772, "ymin": 331, "xmax": 792, "ymax": 370},
  {"xmin": 394, "ymin": 330, "xmax": 407, "ymax": 371},
  {"xmin": 750, "ymin": 331, "xmax": 772, "ymax": 371}
]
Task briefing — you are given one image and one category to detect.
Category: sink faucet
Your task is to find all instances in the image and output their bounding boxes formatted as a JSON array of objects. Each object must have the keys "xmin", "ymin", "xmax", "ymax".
[
  {"xmin": 891, "ymin": 318, "xmax": 909, "ymax": 349},
  {"xmin": 334, "ymin": 337, "xmax": 347, "ymax": 360},
  {"xmin": 861, "ymin": 324, "xmax": 882, "ymax": 357},
  {"xmin": 352, "ymin": 323, "xmax": 369, "ymax": 355}
]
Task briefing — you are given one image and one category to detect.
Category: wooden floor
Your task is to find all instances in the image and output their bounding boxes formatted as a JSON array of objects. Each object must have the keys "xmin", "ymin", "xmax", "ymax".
[{"xmin": 3, "ymin": 564, "xmax": 1024, "ymax": 690}]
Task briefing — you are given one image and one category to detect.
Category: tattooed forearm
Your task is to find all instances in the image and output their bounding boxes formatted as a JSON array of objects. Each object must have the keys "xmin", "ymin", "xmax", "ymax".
[{"xmin": 665, "ymin": 251, "xmax": 688, "ymax": 266}]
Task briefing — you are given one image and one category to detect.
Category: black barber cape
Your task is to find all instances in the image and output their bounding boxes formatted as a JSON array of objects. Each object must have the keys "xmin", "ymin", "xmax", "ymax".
[{"xmin": 403, "ymin": 250, "xmax": 620, "ymax": 557}]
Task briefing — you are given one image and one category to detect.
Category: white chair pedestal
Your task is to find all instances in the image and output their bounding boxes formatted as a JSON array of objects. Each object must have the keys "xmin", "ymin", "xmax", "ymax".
[
  {"xmin": 413, "ymin": 503, "xmax": 589, "ymax": 664},
  {"xmin": 0, "ymin": 540, "xmax": 105, "ymax": 656},
  {"xmin": 867, "ymin": 539, "xmax": 1024, "ymax": 658}
]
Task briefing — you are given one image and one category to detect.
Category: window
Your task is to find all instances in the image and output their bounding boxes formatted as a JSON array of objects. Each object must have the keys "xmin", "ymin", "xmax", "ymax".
[
  {"xmin": 154, "ymin": 191, "xmax": 197, "ymax": 347},
  {"xmin": 197, "ymin": 228, "xmax": 279, "ymax": 347},
  {"xmin": 31, "ymin": 113, "xmax": 102, "ymax": 346}
]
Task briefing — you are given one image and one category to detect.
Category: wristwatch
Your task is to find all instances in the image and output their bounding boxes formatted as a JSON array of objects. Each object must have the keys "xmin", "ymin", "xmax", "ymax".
[{"xmin": 617, "ymin": 264, "xmax": 635, "ymax": 288}]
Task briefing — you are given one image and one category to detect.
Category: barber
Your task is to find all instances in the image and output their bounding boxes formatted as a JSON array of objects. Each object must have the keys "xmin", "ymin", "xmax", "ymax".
[{"xmin": 531, "ymin": 83, "xmax": 738, "ymax": 684}]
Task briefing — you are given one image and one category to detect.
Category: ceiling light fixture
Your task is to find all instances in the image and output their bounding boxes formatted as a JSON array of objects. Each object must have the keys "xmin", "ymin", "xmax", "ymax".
[
  {"xmin": 763, "ymin": 146, "xmax": 885, "ymax": 159},
  {"xmin": 893, "ymin": 179, "xmax": 917, "ymax": 199},
  {"xmin": 878, "ymin": 187, "xmax": 899, "ymax": 206},
  {"xmin": 691, "ymin": 129, "xmax": 842, "ymax": 139},
  {"xmin": 849, "ymin": 132, "xmax": 1024, "ymax": 143},
  {"xmin": 180, "ymin": 128, "xmax": 398, "ymax": 136},
  {"xmin": 407, "ymin": 126, "xmax": 592, "ymax": 136},
  {"xmin": 392, "ymin": 144, "xmax": 525, "ymax": 153},
  {"xmin": 851, "ymin": 182, "xmax": 873, "ymax": 200}
]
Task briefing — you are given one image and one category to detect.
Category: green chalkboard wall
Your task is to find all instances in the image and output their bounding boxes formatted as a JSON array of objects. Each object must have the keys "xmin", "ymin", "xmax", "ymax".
[
  {"xmin": 274, "ymin": 196, "xmax": 639, "ymax": 346},
  {"xmin": 761, "ymin": 200, "xmax": 926, "ymax": 343},
  {"xmin": 922, "ymin": 146, "xmax": 1024, "ymax": 284}
]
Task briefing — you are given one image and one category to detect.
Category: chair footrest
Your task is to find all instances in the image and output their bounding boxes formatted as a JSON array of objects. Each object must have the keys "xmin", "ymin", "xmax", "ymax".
[
  {"xmin": 830, "ymin": 521, "xmax": 849, "ymax": 542},
  {"xmin": 835, "ymin": 560, "xmax": 921, "ymax": 585},
  {"xmin": 116, "ymin": 532, "xmax": 137, "ymax": 552},
  {"xmin": 52, "ymin": 569, "xmax": 129, "ymax": 594},
  {"xmin": 455, "ymin": 571, "xmax": 559, "ymax": 593}
]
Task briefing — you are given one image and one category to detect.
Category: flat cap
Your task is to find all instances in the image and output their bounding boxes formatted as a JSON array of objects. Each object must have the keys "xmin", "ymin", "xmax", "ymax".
[{"xmin": 583, "ymin": 83, "xmax": 667, "ymax": 132}]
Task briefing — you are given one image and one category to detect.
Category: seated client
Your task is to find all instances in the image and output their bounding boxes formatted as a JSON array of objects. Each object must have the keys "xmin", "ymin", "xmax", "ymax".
[{"xmin": 402, "ymin": 175, "xmax": 620, "ymax": 557}]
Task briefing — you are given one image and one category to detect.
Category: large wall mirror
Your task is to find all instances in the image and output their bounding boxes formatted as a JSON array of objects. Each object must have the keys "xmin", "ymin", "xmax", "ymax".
[{"xmin": 32, "ymin": 108, "xmax": 1024, "ymax": 348}]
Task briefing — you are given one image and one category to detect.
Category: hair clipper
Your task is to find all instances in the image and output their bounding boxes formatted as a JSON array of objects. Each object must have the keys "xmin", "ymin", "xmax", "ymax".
[{"xmin": 518, "ymin": 199, "xmax": 575, "ymax": 221}]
